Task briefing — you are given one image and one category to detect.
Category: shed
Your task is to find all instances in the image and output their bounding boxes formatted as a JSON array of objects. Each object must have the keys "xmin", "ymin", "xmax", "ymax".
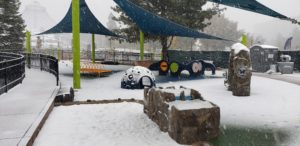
[{"xmin": 250, "ymin": 45, "xmax": 279, "ymax": 72}]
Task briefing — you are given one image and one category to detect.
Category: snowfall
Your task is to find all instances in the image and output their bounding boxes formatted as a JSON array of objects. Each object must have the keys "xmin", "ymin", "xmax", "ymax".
[{"xmin": 32, "ymin": 60, "xmax": 300, "ymax": 146}]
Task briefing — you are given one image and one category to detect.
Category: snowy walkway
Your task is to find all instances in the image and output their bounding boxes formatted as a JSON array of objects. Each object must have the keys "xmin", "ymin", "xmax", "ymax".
[
  {"xmin": 0, "ymin": 69, "xmax": 59, "ymax": 146},
  {"xmin": 253, "ymin": 72, "xmax": 300, "ymax": 85}
]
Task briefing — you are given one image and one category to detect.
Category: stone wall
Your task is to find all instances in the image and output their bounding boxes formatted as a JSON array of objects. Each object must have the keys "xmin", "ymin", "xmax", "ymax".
[{"xmin": 144, "ymin": 86, "xmax": 220, "ymax": 145}]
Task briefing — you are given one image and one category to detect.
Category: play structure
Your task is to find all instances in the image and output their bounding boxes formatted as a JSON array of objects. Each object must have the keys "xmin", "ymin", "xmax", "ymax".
[
  {"xmin": 80, "ymin": 62, "xmax": 112, "ymax": 76},
  {"xmin": 149, "ymin": 60, "xmax": 216, "ymax": 77},
  {"xmin": 33, "ymin": 0, "xmax": 298, "ymax": 89},
  {"xmin": 121, "ymin": 66, "xmax": 156, "ymax": 89}
]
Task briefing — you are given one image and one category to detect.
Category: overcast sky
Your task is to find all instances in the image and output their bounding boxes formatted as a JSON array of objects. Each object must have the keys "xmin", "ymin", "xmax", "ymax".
[{"xmin": 19, "ymin": 0, "xmax": 300, "ymax": 33}]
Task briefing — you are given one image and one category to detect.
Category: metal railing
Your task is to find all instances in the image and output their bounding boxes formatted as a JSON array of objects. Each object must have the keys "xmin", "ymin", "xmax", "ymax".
[
  {"xmin": 25, "ymin": 53, "xmax": 59, "ymax": 86},
  {"xmin": 0, "ymin": 52, "xmax": 26, "ymax": 95}
]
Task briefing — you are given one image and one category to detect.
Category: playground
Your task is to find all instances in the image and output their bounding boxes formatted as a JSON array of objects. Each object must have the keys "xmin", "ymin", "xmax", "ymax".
[
  {"xmin": 30, "ymin": 62, "xmax": 300, "ymax": 146},
  {"xmin": 1, "ymin": 0, "xmax": 300, "ymax": 145}
]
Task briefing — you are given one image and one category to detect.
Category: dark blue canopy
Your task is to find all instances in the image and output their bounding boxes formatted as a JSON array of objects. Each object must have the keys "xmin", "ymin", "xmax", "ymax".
[
  {"xmin": 208, "ymin": 0, "xmax": 298, "ymax": 23},
  {"xmin": 39, "ymin": 0, "xmax": 118, "ymax": 37},
  {"xmin": 114, "ymin": 0, "xmax": 231, "ymax": 41}
]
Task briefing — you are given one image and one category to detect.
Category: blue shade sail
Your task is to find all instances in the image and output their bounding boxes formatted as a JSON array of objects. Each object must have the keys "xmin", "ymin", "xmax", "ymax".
[
  {"xmin": 114, "ymin": 0, "xmax": 232, "ymax": 41},
  {"xmin": 208, "ymin": 0, "xmax": 298, "ymax": 23},
  {"xmin": 39, "ymin": 0, "xmax": 119, "ymax": 37}
]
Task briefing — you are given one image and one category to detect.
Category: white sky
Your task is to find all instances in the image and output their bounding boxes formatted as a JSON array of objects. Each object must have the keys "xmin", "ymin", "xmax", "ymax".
[{"xmin": 19, "ymin": 0, "xmax": 300, "ymax": 34}]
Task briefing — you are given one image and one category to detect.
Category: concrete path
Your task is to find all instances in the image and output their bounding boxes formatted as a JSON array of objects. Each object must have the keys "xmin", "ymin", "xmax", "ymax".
[
  {"xmin": 0, "ymin": 69, "xmax": 59, "ymax": 146},
  {"xmin": 253, "ymin": 72, "xmax": 300, "ymax": 85}
]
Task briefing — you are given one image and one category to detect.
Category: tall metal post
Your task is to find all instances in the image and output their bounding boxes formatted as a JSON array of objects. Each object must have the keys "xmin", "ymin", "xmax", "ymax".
[
  {"xmin": 92, "ymin": 33, "xmax": 96, "ymax": 63},
  {"xmin": 26, "ymin": 31, "xmax": 32, "ymax": 68},
  {"xmin": 26, "ymin": 31, "xmax": 31, "ymax": 53},
  {"xmin": 72, "ymin": 0, "xmax": 81, "ymax": 89},
  {"xmin": 241, "ymin": 34, "xmax": 248, "ymax": 47},
  {"xmin": 140, "ymin": 30, "xmax": 144, "ymax": 61}
]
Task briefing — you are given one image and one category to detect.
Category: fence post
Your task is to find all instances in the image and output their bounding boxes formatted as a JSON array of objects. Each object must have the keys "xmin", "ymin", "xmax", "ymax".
[
  {"xmin": 26, "ymin": 53, "xmax": 31, "ymax": 69},
  {"xmin": 4, "ymin": 60, "xmax": 8, "ymax": 93},
  {"xmin": 40, "ymin": 54, "xmax": 43, "ymax": 71},
  {"xmin": 56, "ymin": 59, "xmax": 59, "ymax": 86}
]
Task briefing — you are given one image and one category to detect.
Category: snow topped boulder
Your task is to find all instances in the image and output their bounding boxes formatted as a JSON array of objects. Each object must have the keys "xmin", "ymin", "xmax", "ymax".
[
  {"xmin": 226, "ymin": 43, "xmax": 252, "ymax": 96},
  {"xmin": 231, "ymin": 43, "xmax": 249, "ymax": 55}
]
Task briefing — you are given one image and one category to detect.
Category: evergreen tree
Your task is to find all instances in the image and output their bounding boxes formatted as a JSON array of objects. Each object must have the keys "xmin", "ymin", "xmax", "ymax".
[
  {"xmin": 112, "ymin": 0, "xmax": 222, "ymax": 60},
  {"xmin": 0, "ymin": 0, "xmax": 26, "ymax": 52}
]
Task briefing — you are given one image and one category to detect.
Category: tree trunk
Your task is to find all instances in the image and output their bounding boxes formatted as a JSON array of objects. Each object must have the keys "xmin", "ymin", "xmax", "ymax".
[{"xmin": 160, "ymin": 36, "xmax": 174, "ymax": 61}]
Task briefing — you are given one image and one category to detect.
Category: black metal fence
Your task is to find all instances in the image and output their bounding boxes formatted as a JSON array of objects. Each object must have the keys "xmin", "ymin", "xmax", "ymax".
[
  {"xmin": 25, "ymin": 53, "xmax": 59, "ymax": 86},
  {"xmin": 168, "ymin": 50, "xmax": 300, "ymax": 71},
  {"xmin": 0, "ymin": 52, "xmax": 26, "ymax": 95},
  {"xmin": 168, "ymin": 50, "xmax": 230, "ymax": 68}
]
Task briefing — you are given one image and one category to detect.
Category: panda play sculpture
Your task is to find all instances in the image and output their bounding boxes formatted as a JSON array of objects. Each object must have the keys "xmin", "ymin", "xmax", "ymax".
[{"xmin": 121, "ymin": 66, "xmax": 156, "ymax": 89}]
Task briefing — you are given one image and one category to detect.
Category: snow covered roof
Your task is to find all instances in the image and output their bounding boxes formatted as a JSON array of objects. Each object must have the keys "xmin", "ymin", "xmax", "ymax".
[
  {"xmin": 252, "ymin": 44, "xmax": 279, "ymax": 49},
  {"xmin": 231, "ymin": 43, "xmax": 249, "ymax": 55}
]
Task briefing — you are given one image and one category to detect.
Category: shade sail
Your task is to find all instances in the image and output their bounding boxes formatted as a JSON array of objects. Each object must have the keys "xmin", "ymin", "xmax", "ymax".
[
  {"xmin": 113, "ymin": 0, "xmax": 231, "ymax": 41},
  {"xmin": 208, "ymin": 0, "xmax": 298, "ymax": 23},
  {"xmin": 39, "ymin": 0, "xmax": 118, "ymax": 37}
]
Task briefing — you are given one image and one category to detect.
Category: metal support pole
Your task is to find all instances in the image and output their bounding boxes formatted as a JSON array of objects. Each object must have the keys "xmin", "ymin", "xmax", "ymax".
[
  {"xmin": 72, "ymin": 0, "xmax": 81, "ymax": 89},
  {"xmin": 92, "ymin": 33, "xmax": 96, "ymax": 63},
  {"xmin": 241, "ymin": 34, "xmax": 248, "ymax": 46},
  {"xmin": 26, "ymin": 31, "xmax": 31, "ymax": 53},
  {"xmin": 26, "ymin": 31, "xmax": 32, "ymax": 68},
  {"xmin": 140, "ymin": 30, "xmax": 144, "ymax": 61}
]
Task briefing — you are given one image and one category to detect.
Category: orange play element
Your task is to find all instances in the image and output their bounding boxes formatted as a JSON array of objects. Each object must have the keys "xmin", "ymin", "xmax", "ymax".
[
  {"xmin": 160, "ymin": 61, "xmax": 168, "ymax": 72},
  {"xmin": 80, "ymin": 62, "xmax": 112, "ymax": 76}
]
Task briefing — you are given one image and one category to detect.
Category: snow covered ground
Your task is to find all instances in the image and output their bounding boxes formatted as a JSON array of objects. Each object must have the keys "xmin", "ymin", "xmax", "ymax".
[
  {"xmin": 33, "ymin": 61, "xmax": 300, "ymax": 146},
  {"xmin": 33, "ymin": 103, "xmax": 184, "ymax": 146}
]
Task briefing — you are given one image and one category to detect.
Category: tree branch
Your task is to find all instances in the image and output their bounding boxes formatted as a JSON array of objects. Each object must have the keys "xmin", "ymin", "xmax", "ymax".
[{"xmin": 167, "ymin": 36, "xmax": 174, "ymax": 49}]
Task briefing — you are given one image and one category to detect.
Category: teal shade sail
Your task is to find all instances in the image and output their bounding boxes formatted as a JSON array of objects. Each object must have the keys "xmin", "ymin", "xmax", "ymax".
[
  {"xmin": 114, "ymin": 0, "xmax": 232, "ymax": 41},
  {"xmin": 39, "ymin": 0, "xmax": 119, "ymax": 37},
  {"xmin": 208, "ymin": 0, "xmax": 298, "ymax": 23}
]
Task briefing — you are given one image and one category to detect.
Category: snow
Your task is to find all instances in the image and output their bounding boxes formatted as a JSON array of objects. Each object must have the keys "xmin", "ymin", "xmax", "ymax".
[
  {"xmin": 33, "ymin": 103, "xmax": 184, "ymax": 146},
  {"xmin": 231, "ymin": 43, "xmax": 249, "ymax": 55},
  {"xmin": 254, "ymin": 44, "xmax": 279, "ymax": 49},
  {"xmin": 34, "ymin": 60, "xmax": 300, "ymax": 146},
  {"xmin": 0, "ymin": 69, "xmax": 58, "ymax": 146},
  {"xmin": 157, "ymin": 86, "xmax": 191, "ymax": 97},
  {"xmin": 168, "ymin": 100, "xmax": 214, "ymax": 110}
]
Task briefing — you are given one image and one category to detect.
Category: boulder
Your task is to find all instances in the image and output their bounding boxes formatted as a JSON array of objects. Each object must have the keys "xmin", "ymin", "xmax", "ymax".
[
  {"xmin": 144, "ymin": 86, "xmax": 220, "ymax": 144},
  {"xmin": 227, "ymin": 43, "xmax": 252, "ymax": 96}
]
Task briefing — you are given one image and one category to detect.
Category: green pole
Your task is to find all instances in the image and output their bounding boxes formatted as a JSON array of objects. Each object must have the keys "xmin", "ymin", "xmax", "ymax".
[
  {"xmin": 72, "ymin": 0, "xmax": 81, "ymax": 89},
  {"xmin": 241, "ymin": 34, "xmax": 248, "ymax": 47},
  {"xmin": 26, "ymin": 31, "xmax": 31, "ymax": 53},
  {"xmin": 92, "ymin": 33, "xmax": 96, "ymax": 63},
  {"xmin": 140, "ymin": 30, "xmax": 144, "ymax": 61},
  {"xmin": 57, "ymin": 49, "xmax": 61, "ymax": 61}
]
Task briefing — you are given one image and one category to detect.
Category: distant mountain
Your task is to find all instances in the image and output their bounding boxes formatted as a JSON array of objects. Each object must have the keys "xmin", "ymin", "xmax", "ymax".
[{"xmin": 21, "ymin": 1, "xmax": 55, "ymax": 33}]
